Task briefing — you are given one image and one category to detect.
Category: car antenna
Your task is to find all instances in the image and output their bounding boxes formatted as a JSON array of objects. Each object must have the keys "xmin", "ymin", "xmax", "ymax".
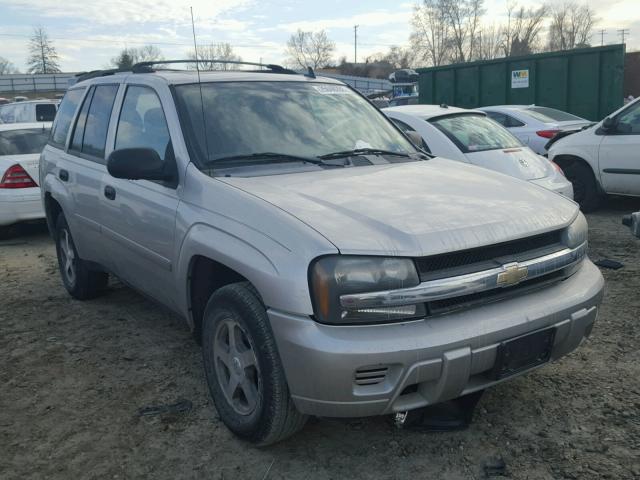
[{"xmin": 190, "ymin": 6, "xmax": 211, "ymax": 163}]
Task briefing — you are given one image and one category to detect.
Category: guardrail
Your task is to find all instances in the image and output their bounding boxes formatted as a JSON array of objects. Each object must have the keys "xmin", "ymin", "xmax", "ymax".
[{"xmin": 0, "ymin": 73, "xmax": 77, "ymax": 94}]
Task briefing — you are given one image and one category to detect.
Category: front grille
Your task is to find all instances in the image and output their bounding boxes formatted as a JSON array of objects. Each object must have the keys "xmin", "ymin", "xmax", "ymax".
[
  {"xmin": 426, "ymin": 269, "xmax": 566, "ymax": 317},
  {"xmin": 354, "ymin": 366, "xmax": 388, "ymax": 386},
  {"xmin": 415, "ymin": 229, "xmax": 564, "ymax": 281}
]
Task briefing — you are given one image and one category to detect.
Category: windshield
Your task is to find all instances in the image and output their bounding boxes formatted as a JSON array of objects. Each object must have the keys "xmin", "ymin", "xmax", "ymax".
[
  {"xmin": 0, "ymin": 128, "xmax": 50, "ymax": 155},
  {"xmin": 430, "ymin": 114, "xmax": 522, "ymax": 153},
  {"xmin": 174, "ymin": 81, "xmax": 415, "ymax": 167},
  {"xmin": 524, "ymin": 106, "xmax": 584, "ymax": 123}
]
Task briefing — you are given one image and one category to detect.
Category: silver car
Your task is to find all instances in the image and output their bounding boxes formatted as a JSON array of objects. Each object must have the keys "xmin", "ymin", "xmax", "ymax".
[
  {"xmin": 480, "ymin": 105, "xmax": 592, "ymax": 155},
  {"xmin": 40, "ymin": 62, "xmax": 604, "ymax": 445}
]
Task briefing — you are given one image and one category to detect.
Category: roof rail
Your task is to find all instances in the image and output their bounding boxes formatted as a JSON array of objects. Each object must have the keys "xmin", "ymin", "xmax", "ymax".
[
  {"xmin": 75, "ymin": 68, "xmax": 128, "ymax": 82},
  {"xmin": 131, "ymin": 59, "xmax": 297, "ymax": 74}
]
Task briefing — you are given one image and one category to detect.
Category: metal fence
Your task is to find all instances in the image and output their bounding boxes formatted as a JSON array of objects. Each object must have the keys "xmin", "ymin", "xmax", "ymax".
[
  {"xmin": 0, "ymin": 73, "xmax": 77, "ymax": 94},
  {"xmin": 313, "ymin": 72, "xmax": 391, "ymax": 94}
]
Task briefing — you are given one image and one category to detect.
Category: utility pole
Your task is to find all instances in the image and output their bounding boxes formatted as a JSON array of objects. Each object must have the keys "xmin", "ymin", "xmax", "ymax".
[
  {"xmin": 618, "ymin": 28, "xmax": 630, "ymax": 44},
  {"xmin": 354, "ymin": 25, "xmax": 359, "ymax": 64},
  {"xmin": 599, "ymin": 29, "xmax": 606, "ymax": 46}
]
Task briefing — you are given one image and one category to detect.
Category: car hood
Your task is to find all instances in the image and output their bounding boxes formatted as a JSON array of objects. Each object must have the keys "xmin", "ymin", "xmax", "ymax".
[
  {"xmin": 219, "ymin": 158, "xmax": 578, "ymax": 256},
  {"xmin": 465, "ymin": 147, "xmax": 551, "ymax": 180}
]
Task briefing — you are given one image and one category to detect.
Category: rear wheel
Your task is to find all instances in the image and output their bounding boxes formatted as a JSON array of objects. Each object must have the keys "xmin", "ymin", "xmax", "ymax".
[
  {"xmin": 202, "ymin": 283, "xmax": 307, "ymax": 445},
  {"xmin": 562, "ymin": 161, "xmax": 600, "ymax": 212},
  {"xmin": 55, "ymin": 214, "xmax": 108, "ymax": 299}
]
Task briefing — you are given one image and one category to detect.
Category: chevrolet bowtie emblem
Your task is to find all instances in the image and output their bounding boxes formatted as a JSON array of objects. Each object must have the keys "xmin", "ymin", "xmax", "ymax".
[{"xmin": 497, "ymin": 262, "xmax": 529, "ymax": 287}]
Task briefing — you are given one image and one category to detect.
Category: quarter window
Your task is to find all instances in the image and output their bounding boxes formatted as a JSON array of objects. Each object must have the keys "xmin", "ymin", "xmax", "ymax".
[
  {"xmin": 50, "ymin": 88, "xmax": 85, "ymax": 148},
  {"xmin": 115, "ymin": 86, "xmax": 171, "ymax": 161}
]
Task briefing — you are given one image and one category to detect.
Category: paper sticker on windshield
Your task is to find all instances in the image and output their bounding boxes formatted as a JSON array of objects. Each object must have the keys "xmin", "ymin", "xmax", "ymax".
[{"xmin": 312, "ymin": 85, "xmax": 351, "ymax": 95}]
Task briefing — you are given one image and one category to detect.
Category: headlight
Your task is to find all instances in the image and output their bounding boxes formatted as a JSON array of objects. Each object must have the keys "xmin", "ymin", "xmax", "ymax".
[
  {"xmin": 309, "ymin": 256, "xmax": 424, "ymax": 324},
  {"xmin": 562, "ymin": 212, "xmax": 588, "ymax": 248}
]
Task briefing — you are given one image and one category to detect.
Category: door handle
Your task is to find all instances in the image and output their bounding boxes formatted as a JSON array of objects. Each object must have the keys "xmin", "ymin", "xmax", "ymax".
[
  {"xmin": 59, "ymin": 169, "xmax": 69, "ymax": 182},
  {"xmin": 104, "ymin": 185, "xmax": 116, "ymax": 200}
]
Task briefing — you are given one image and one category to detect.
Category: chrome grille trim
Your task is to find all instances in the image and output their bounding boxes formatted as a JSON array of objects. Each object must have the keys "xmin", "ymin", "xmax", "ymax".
[{"xmin": 340, "ymin": 242, "xmax": 587, "ymax": 310}]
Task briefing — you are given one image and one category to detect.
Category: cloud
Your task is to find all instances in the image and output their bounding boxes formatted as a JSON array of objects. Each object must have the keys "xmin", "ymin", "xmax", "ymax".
[
  {"xmin": 276, "ymin": 9, "xmax": 413, "ymax": 33},
  {"xmin": 1, "ymin": 0, "xmax": 252, "ymax": 26}
]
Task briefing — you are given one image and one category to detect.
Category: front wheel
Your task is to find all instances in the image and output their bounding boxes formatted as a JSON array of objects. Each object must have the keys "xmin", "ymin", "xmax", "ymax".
[
  {"xmin": 563, "ymin": 161, "xmax": 601, "ymax": 212},
  {"xmin": 201, "ymin": 283, "xmax": 307, "ymax": 445},
  {"xmin": 55, "ymin": 214, "xmax": 108, "ymax": 299}
]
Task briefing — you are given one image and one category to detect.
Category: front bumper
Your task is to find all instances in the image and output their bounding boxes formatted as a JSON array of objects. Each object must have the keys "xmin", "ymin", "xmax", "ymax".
[
  {"xmin": 269, "ymin": 259, "xmax": 604, "ymax": 417},
  {"xmin": 0, "ymin": 187, "xmax": 44, "ymax": 227}
]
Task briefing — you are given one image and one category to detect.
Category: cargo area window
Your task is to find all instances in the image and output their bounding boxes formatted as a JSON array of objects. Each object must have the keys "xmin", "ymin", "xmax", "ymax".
[{"xmin": 50, "ymin": 88, "xmax": 85, "ymax": 149}]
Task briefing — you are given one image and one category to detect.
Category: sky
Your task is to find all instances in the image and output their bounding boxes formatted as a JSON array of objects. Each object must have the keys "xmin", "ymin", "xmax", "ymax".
[{"xmin": 0, "ymin": 0, "xmax": 639, "ymax": 73}]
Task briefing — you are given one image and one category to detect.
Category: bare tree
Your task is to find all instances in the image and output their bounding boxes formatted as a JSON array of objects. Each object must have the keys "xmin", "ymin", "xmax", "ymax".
[
  {"xmin": 547, "ymin": 2, "xmax": 596, "ymax": 51},
  {"xmin": 476, "ymin": 25, "xmax": 503, "ymax": 60},
  {"xmin": 187, "ymin": 43, "xmax": 242, "ymax": 70},
  {"xmin": 0, "ymin": 57, "xmax": 19, "ymax": 74},
  {"xmin": 27, "ymin": 27, "xmax": 61, "ymax": 74},
  {"xmin": 111, "ymin": 45, "xmax": 164, "ymax": 69},
  {"xmin": 285, "ymin": 30, "xmax": 335, "ymax": 69},
  {"xmin": 367, "ymin": 46, "xmax": 414, "ymax": 69},
  {"xmin": 442, "ymin": 0, "xmax": 485, "ymax": 63},
  {"xmin": 501, "ymin": 3, "xmax": 547, "ymax": 56},
  {"xmin": 410, "ymin": 0, "xmax": 451, "ymax": 66}
]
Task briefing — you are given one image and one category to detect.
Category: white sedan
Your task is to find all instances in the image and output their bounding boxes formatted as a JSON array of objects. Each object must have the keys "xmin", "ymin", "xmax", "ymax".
[
  {"xmin": 0, "ymin": 122, "xmax": 50, "ymax": 233},
  {"xmin": 383, "ymin": 105, "xmax": 573, "ymax": 198},
  {"xmin": 479, "ymin": 105, "xmax": 592, "ymax": 155}
]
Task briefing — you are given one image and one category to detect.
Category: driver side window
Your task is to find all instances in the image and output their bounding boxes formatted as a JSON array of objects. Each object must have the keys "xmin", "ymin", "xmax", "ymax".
[
  {"xmin": 115, "ymin": 86, "xmax": 171, "ymax": 161},
  {"xmin": 615, "ymin": 101, "xmax": 640, "ymax": 134}
]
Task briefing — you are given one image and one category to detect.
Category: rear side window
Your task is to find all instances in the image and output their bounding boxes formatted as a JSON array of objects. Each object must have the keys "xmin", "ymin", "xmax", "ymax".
[
  {"xmin": 50, "ymin": 88, "xmax": 85, "ymax": 148},
  {"xmin": 115, "ymin": 86, "xmax": 171, "ymax": 161},
  {"xmin": 485, "ymin": 111, "xmax": 525, "ymax": 128},
  {"xmin": 70, "ymin": 85, "xmax": 118, "ymax": 159},
  {"xmin": 0, "ymin": 105, "xmax": 16, "ymax": 123},
  {"xmin": 430, "ymin": 114, "xmax": 522, "ymax": 153},
  {"xmin": 0, "ymin": 128, "xmax": 51, "ymax": 155},
  {"xmin": 36, "ymin": 103, "xmax": 57, "ymax": 122}
]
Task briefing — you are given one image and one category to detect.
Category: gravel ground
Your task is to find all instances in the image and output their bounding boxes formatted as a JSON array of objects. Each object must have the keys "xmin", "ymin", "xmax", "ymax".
[{"xmin": 1, "ymin": 197, "xmax": 639, "ymax": 480}]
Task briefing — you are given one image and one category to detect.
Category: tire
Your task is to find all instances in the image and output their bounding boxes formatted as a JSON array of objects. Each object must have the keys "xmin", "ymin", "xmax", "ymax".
[
  {"xmin": 563, "ymin": 161, "xmax": 601, "ymax": 212},
  {"xmin": 202, "ymin": 282, "xmax": 307, "ymax": 445},
  {"xmin": 55, "ymin": 214, "xmax": 108, "ymax": 300}
]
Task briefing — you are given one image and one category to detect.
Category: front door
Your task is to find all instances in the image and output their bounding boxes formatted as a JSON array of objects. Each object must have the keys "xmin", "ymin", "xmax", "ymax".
[
  {"xmin": 99, "ymin": 85, "xmax": 180, "ymax": 309},
  {"xmin": 599, "ymin": 100, "xmax": 640, "ymax": 196}
]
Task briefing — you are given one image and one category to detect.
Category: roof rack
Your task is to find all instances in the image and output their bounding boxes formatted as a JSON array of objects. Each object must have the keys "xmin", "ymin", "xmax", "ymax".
[
  {"xmin": 75, "ymin": 68, "xmax": 128, "ymax": 82},
  {"xmin": 131, "ymin": 59, "xmax": 297, "ymax": 74}
]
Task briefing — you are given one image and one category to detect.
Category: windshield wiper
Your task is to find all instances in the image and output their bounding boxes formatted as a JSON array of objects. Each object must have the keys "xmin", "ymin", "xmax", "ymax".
[
  {"xmin": 318, "ymin": 148, "xmax": 411, "ymax": 160},
  {"xmin": 207, "ymin": 152, "xmax": 325, "ymax": 166}
]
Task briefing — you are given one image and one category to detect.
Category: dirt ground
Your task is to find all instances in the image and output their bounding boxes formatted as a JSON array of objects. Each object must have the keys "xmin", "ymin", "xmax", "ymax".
[{"xmin": 2, "ymin": 197, "xmax": 639, "ymax": 480}]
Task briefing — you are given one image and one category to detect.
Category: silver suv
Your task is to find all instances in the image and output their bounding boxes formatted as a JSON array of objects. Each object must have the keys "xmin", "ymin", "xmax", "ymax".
[{"xmin": 40, "ymin": 61, "xmax": 604, "ymax": 445}]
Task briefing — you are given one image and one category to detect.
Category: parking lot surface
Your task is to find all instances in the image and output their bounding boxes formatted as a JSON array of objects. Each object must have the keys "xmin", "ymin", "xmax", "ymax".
[{"xmin": 2, "ymin": 197, "xmax": 639, "ymax": 480}]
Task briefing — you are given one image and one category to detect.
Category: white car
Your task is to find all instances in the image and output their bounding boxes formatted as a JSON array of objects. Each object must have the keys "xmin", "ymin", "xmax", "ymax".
[
  {"xmin": 383, "ymin": 105, "xmax": 573, "ymax": 198},
  {"xmin": 547, "ymin": 97, "xmax": 640, "ymax": 211},
  {"xmin": 0, "ymin": 122, "xmax": 50, "ymax": 232},
  {"xmin": 479, "ymin": 105, "xmax": 592, "ymax": 155},
  {"xmin": 0, "ymin": 100, "xmax": 59, "ymax": 124}
]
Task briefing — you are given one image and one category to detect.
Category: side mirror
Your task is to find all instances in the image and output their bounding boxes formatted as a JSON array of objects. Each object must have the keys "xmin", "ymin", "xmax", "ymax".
[
  {"xmin": 601, "ymin": 116, "xmax": 617, "ymax": 132},
  {"xmin": 405, "ymin": 130, "xmax": 424, "ymax": 148},
  {"xmin": 107, "ymin": 148, "xmax": 171, "ymax": 181}
]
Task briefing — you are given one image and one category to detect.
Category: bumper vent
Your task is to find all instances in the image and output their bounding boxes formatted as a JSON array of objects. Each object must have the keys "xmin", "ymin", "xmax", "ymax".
[{"xmin": 355, "ymin": 366, "xmax": 388, "ymax": 386}]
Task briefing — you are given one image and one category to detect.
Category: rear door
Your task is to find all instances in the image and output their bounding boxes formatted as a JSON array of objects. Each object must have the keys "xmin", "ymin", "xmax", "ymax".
[
  {"xmin": 599, "ymin": 100, "xmax": 640, "ymax": 195},
  {"xmin": 61, "ymin": 84, "xmax": 120, "ymax": 264},
  {"xmin": 99, "ymin": 83, "xmax": 180, "ymax": 308}
]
